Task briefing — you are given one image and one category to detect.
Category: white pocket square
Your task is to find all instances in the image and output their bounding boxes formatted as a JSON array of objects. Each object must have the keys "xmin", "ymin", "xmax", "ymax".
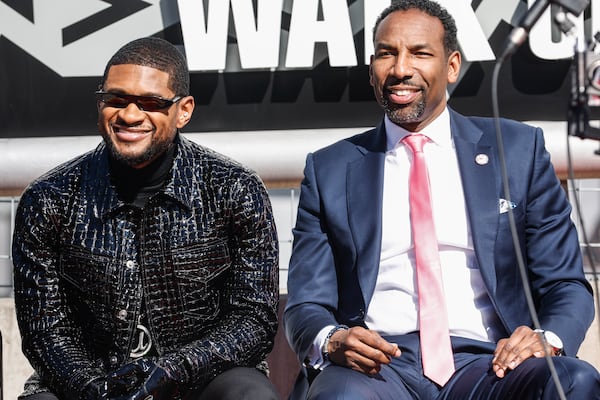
[{"xmin": 499, "ymin": 198, "xmax": 517, "ymax": 214}]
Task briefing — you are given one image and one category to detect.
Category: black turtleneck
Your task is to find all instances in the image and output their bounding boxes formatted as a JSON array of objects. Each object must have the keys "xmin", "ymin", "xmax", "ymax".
[{"xmin": 108, "ymin": 143, "xmax": 176, "ymax": 208}]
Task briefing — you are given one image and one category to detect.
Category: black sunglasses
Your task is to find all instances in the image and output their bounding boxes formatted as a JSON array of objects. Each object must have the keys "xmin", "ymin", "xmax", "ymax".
[{"xmin": 95, "ymin": 91, "xmax": 183, "ymax": 112}]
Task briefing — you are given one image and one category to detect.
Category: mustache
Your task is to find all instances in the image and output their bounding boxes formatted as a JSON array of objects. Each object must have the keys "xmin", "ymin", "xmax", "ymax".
[
  {"xmin": 384, "ymin": 77, "xmax": 421, "ymax": 89},
  {"xmin": 111, "ymin": 121, "xmax": 153, "ymax": 131}
]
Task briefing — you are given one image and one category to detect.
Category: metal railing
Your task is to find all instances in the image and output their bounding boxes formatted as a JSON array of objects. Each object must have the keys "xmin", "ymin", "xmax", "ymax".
[
  {"xmin": 1, "ymin": 180, "xmax": 599, "ymax": 297},
  {"xmin": 569, "ymin": 179, "xmax": 600, "ymax": 277},
  {"xmin": 0, "ymin": 189, "xmax": 299, "ymax": 297}
]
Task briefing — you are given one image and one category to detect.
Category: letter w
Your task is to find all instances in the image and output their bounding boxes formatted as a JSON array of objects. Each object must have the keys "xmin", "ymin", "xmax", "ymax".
[{"xmin": 178, "ymin": 0, "xmax": 283, "ymax": 71}]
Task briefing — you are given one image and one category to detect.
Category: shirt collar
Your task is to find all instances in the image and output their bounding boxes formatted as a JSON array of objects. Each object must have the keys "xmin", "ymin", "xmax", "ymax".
[{"xmin": 385, "ymin": 107, "xmax": 452, "ymax": 151}]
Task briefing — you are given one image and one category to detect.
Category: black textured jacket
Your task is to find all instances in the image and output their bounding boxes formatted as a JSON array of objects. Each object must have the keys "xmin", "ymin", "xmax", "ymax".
[{"xmin": 12, "ymin": 135, "xmax": 279, "ymax": 399}]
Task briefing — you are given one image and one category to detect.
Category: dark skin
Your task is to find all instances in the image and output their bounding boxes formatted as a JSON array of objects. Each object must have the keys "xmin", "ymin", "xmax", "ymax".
[
  {"xmin": 98, "ymin": 64, "xmax": 194, "ymax": 169},
  {"xmin": 327, "ymin": 325, "xmax": 555, "ymax": 378},
  {"xmin": 492, "ymin": 326, "xmax": 556, "ymax": 378},
  {"xmin": 328, "ymin": 327, "xmax": 401, "ymax": 375},
  {"xmin": 327, "ymin": 8, "xmax": 556, "ymax": 381}
]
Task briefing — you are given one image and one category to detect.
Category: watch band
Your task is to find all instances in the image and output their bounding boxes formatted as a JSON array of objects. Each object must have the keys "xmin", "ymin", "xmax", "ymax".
[{"xmin": 322, "ymin": 325, "xmax": 349, "ymax": 362}]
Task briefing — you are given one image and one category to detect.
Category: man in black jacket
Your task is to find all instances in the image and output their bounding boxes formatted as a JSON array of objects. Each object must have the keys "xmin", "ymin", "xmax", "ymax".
[{"xmin": 12, "ymin": 37, "xmax": 279, "ymax": 400}]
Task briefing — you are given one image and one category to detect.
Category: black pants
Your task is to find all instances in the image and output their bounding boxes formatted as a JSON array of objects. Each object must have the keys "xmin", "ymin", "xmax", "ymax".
[{"xmin": 23, "ymin": 367, "xmax": 279, "ymax": 400}]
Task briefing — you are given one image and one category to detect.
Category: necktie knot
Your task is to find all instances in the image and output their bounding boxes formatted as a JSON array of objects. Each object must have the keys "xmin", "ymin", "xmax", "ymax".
[{"xmin": 403, "ymin": 134, "xmax": 428, "ymax": 154}]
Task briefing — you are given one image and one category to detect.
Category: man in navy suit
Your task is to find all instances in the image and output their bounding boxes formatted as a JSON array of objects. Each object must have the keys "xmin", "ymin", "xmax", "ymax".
[{"xmin": 284, "ymin": 0, "xmax": 600, "ymax": 398}]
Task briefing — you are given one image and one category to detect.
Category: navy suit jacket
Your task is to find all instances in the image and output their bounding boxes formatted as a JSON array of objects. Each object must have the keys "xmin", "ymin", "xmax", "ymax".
[{"xmin": 284, "ymin": 108, "xmax": 594, "ymax": 368}]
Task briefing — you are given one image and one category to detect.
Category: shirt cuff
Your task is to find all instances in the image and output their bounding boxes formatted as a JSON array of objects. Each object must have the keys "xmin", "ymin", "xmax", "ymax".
[{"xmin": 306, "ymin": 325, "xmax": 336, "ymax": 369}]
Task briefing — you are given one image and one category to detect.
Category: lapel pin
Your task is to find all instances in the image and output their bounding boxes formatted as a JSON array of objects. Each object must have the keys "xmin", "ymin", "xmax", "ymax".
[{"xmin": 475, "ymin": 154, "xmax": 489, "ymax": 165}]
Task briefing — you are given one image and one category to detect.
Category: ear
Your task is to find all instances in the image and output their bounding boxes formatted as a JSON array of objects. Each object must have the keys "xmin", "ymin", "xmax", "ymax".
[
  {"xmin": 369, "ymin": 54, "xmax": 375, "ymax": 87},
  {"xmin": 446, "ymin": 50, "xmax": 461, "ymax": 84},
  {"xmin": 176, "ymin": 96, "xmax": 195, "ymax": 129}
]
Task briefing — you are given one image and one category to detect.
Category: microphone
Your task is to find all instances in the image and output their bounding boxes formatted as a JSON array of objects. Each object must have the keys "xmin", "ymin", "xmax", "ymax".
[
  {"xmin": 500, "ymin": 0, "xmax": 551, "ymax": 61},
  {"xmin": 499, "ymin": 0, "xmax": 590, "ymax": 61}
]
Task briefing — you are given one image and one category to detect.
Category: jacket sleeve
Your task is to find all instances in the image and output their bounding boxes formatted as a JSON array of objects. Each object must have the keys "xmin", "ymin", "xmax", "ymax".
[
  {"xmin": 284, "ymin": 153, "xmax": 341, "ymax": 364},
  {"xmin": 493, "ymin": 122, "xmax": 594, "ymax": 356},
  {"xmin": 523, "ymin": 127, "xmax": 593, "ymax": 355},
  {"xmin": 12, "ymin": 184, "xmax": 106, "ymax": 399}
]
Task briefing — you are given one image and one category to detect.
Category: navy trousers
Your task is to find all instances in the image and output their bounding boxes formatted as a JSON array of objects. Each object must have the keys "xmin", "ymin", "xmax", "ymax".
[{"xmin": 305, "ymin": 333, "xmax": 600, "ymax": 400}]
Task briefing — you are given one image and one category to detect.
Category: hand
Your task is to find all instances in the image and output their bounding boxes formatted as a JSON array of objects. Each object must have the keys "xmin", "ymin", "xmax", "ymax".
[
  {"xmin": 109, "ymin": 358, "xmax": 180, "ymax": 399},
  {"xmin": 327, "ymin": 326, "xmax": 401, "ymax": 375},
  {"xmin": 492, "ymin": 326, "xmax": 552, "ymax": 378},
  {"xmin": 80, "ymin": 377, "xmax": 109, "ymax": 400}
]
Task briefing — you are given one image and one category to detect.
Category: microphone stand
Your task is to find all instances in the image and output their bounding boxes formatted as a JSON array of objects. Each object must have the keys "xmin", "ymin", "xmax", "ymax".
[
  {"xmin": 560, "ymin": 10, "xmax": 600, "ymax": 358},
  {"xmin": 567, "ymin": 22, "xmax": 600, "ymax": 153},
  {"xmin": 495, "ymin": 5, "xmax": 596, "ymax": 398}
]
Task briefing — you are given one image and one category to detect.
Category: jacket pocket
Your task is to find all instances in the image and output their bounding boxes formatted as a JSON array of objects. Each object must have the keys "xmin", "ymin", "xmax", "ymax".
[
  {"xmin": 58, "ymin": 245, "xmax": 113, "ymax": 305},
  {"xmin": 172, "ymin": 239, "xmax": 231, "ymax": 319}
]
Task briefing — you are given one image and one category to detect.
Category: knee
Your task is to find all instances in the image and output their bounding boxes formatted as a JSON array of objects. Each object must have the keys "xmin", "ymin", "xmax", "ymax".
[
  {"xmin": 570, "ymin": 361, "xmax": 599, "ymax": 383},
  {"xmin": 234, "ymin": 383, "xmax": 279, "ymax": 400},
  {"xmin": 307, "ymin": 370, "xmax": 386, "ymax": 400},
  {"xmin": 196, "ymin": 367, "xmax": 279, "ymax": 400},
  {"xmin": 555, "ymin": 358, "xmax": 600, "ymax": 399},
  {"xmin": 222, "ymin": 372, "xmax": 279, "ymax": 400},
  {"xmin": 308, "ymin": 385, "xmax": 368, "ymax": 400}
]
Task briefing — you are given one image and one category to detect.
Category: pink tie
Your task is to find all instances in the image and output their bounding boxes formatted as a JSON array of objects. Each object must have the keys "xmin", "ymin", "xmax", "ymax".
[{"xmin": 403, "ymin": 134, "xmax": 455, "ymax": 386}]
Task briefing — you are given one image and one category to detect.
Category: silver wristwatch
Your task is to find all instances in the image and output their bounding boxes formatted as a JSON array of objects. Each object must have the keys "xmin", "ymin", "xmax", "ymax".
[{"xmin": 534, "ymin": 329, "xmax": 564, "ymax": 356}]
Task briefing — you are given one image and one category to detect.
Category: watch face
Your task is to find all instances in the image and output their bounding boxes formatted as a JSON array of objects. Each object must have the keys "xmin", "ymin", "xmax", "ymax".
[{"xmin": 544, "ymin": 331, "xmax": 563, "ymax": 350}]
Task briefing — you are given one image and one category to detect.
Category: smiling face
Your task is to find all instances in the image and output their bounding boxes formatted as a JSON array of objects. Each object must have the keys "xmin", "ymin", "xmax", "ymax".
[
  {"xmin": 369, "ymin": 9, "xmax": 461, "ymax": 132},
  {"xmin": 97, "ymin": 64, "xmax": 194, "ymax": 168}
]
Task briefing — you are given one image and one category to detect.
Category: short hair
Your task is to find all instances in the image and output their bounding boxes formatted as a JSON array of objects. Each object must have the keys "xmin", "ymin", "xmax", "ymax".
[
  {"xmin": 99, "ymin": 37, "xmax": 190, "ymax": 96},
  {"xmin": 373, "ymin": 0, "xmax": 458, "ymax": 55}
]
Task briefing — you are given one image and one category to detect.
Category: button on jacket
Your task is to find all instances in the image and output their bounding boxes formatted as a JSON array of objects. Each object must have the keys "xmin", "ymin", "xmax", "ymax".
[{"xmin": 12, "ymin": 135, "xmax": 279, "ymax": 399}]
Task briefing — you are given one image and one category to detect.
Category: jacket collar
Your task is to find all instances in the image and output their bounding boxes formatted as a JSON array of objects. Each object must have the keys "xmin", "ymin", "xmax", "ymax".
[{"xmin": 94, "ymin": 134, "xmax": 196, "ymax": 220}]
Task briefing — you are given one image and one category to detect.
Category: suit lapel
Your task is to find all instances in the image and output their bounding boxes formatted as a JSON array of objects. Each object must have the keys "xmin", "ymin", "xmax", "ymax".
[
  {"xmin": 450, "ymin": 110, "xmax": 499, "ymax": 292},
  {"xmin": 347, "ymin": 124, "xmax": 386, "ymax": 307}
]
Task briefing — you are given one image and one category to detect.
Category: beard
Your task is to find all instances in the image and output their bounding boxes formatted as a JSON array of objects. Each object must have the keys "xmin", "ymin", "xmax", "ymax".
[
  {"xmin": 380, "ymin": 94, "xmax": 426, "ymax": 127},
  {"xmin": 101, "ymin": 129, "xmax": 173, "ymax": 168}
]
